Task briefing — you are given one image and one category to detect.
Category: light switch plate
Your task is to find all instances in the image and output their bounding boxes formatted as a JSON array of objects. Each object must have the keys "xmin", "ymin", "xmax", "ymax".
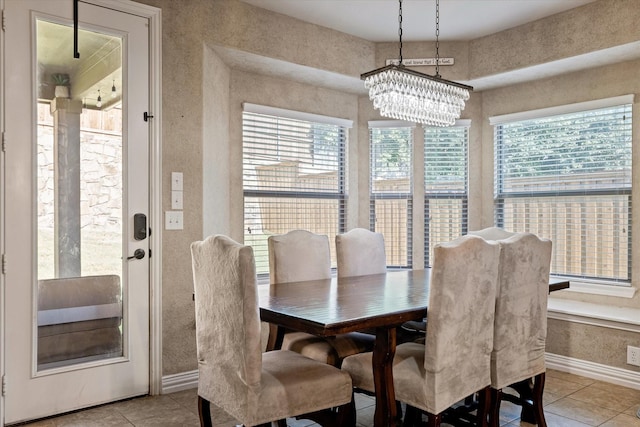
[
  {"xmin": 165, "ymin": 211, "xmax": 183, "ymax": 230},
  {"xmin": 171, "ymin": 172, "xmax": 183, "ymax": 191},
  {"xmin": 628, "ymin": 345, "xmax": 640, "ymax": 367},
  {"xmin": 171, "ymin": 191, "xmax": 183, "ymax": 210}
]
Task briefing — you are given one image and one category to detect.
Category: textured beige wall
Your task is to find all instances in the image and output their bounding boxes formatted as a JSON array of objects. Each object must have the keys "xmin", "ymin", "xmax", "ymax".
[
  {"xmin": 548, "ymin": 319, "xmax": 640, "ymax": 371},
  {"xmin": 208, "ymin": 0, "xmax": 375, "ymax": 79},
  {"xmin": 203, "ymin": 46, "xmax": 231, "ymax": 238},
  {"xmin": 469, "ymin": 0, "xmax": 640, "ymax": 79},
  {"xmin": 133, "ymin": 0, "xmax": 639, "ymax": 376},
  {"xmin": 145, "ymin": 0, "xmax": 206, "ymax": 374}
]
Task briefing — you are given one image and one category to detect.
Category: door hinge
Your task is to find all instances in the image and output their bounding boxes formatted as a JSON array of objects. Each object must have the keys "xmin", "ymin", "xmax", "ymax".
[
  {"xmin": 2, "ymin": 131, "xmax": 6, "ymax": 152},
  {"xmin": 2, "ymin": 10, "xmax": 5, "ymax": 32},
  {"xmin": 1, "ymin": 253, "xmax": 5, "ymax": 275},
  {"xmin": 2, "ymin": 375, "xmax": 6, "ymax": 396}
]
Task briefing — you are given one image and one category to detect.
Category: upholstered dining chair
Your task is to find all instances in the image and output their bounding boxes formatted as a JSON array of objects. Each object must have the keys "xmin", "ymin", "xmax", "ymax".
[
  {"xmin": 468, "ymin": 226, "xmax": 516, "ymax": 241},
  {"xmin": 268, "ymin": 229, "xmax": 332, "ymax": 284},
  {"xmin": 335, "ymin": 228, "xmax": 424, "ymax": 342},
  {"xmin": 488, "ymin": 232, "xmax": 553, "ymax": 427},
  {"xmin": 335, "ymin": 228, "xmax": 386, "ymax": 278},
  {"xmin": 268, "ymin": 229, "xmax": 374, "ymax": 366},
  {"xmin": 191, "ymin": 235, "xmax": 354, "ymax": 427},
  {"xmin": 341, "ymin": 234, "xmax": 500, "ymax": 427}
]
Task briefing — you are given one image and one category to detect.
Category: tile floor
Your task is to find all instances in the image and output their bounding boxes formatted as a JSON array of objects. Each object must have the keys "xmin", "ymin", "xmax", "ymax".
[{"xmin": 16, "ymin": 369, "xmax": 640, "ymax": 427}]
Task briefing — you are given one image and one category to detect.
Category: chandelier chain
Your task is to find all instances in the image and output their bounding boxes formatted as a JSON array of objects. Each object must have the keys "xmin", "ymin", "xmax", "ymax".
[
  {"xmin": 435, "ymin": 0, "xmax": 441, "ymax": 77},
  {"xmin": 398, "ymin": 0, "xmax": 403, "ymax": 65}
]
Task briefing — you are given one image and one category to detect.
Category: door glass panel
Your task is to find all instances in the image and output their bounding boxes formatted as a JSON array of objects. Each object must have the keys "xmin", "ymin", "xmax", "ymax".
[{"xmin": 36, "ymin": 18, "xmax": 124, "ymax": 370}]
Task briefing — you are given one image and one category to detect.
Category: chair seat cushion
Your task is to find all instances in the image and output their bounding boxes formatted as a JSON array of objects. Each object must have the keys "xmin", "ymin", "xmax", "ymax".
[
  {"xmin": 343, "ymin": 341, "xmax": 475, "ymax": 413},
  {"xmin": 341, "ymin": 342, "xmax": 425, "ymax": 397},
  {"xmin": 244, "ymin": 350, "xmax": 353, "ymax": 425},
  {"xmin": 340, "ymin": 349, "xmax": 375, "ymax": 393},
  {"xmin": 402, "ymin": 320, "xmax": 426, "ymax": 332},
  {"xmin": 282, "ymin": 332, "xmax": 337, "ymax": 364},
  {"xmin": 390, "ymin": 343, "xmax": 428, "ymax": 409},
  {"xmin": 328, "ymin": 332, "xmax": 375, "ymax": 360},
  {"xmin": 283, "ymin": 331, "xmax": 375, "ymax": 366}
]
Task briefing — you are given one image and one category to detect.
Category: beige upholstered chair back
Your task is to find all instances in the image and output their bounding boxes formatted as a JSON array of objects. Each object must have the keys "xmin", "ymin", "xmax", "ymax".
[
  {"xmin": 268, "ymin": 229, "xmax": 331, "ymax": 284},
  {"xmin": 492, "ymin": 233, "xmax": 552, "ymax": 389},
  {"xmin": 423, "ymin": 235, "xmax": 500, "ymax": 415},
  {"xmin": 190, "ymin": 235, "xmax": 263, "ymax": 420},
  {"xmin": 335, "ymin": 228, "xmax": 386, "ymax": 278},
  {"xmin": 468, "ymin": 227, "xmax": 515, "ymax": 241}
]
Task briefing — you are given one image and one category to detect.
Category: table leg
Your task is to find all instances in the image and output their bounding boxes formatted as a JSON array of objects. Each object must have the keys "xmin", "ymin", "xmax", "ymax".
[
  {"xmin": 266, "ymin": 323, "xmax": 285, "ymax": 351},
  {"xmin": 373, "ymin": 327, "xmax": 399, "ymax": 427}
]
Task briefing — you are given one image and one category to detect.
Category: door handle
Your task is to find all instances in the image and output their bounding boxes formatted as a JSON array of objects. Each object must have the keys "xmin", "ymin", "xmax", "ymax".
[{"xmin": 127, "ymin": 249, "xmax": 145, "ymax": 260}]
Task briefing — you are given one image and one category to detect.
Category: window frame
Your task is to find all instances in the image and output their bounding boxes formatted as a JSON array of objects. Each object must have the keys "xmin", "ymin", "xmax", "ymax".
[
  {"xmin": 423, "ymin": 121, "xmax": 470, "ymax": 267},
  {"xmin": 368, "ymin": 121, "xmax": 415, "ymax": 269},
  {"xmin": 491, "ymin": 95, "xmax": 634, "ymax": 286},
  {"xmin": 242, "ymin": 103, "xmax": 351, "ymax": 276}
]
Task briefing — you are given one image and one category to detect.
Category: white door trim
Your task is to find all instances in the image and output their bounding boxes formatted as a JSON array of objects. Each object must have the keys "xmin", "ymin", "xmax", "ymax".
[
  {"xmin": 147, "ymin": 2, "xmax": 164, "ymax": 397},
  {"xmin": 1, "ymin": 0, "xmax": 6, "ymax": 424}
]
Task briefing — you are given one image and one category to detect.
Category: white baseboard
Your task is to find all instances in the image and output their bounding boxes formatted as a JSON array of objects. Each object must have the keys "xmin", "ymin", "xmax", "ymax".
[
  {"xmin": 546, "ymin": 352, "xmax": 640, "ymax": 391},
  {"xmin": 162, "ymin": 370, "xmax": 198, "ymax": 394},
  {"xmin": 160, "ymin": 355, "xmax": 640, "ymax": 395}
]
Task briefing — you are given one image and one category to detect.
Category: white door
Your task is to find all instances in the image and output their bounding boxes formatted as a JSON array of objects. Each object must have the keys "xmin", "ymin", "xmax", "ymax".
[{"xmin": 3, "ymin": 0, "xmax": 150, "ymax": 423}]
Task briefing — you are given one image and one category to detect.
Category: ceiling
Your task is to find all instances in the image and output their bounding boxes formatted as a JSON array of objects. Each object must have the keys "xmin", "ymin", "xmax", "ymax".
[
  {"xmin": 222, "ymin": 0, "xmax": 640, "ymax": 94},
  {"xmin": 38, "ymin": 0, "xmax": 627, "ymax": 102},
  {"xmin": 239, "ymin": 0, "xmax": 597, "ymax": 43}
]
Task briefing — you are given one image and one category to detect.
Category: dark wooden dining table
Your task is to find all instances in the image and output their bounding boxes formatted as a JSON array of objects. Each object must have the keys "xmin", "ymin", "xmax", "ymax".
[{"xmin": 258, "ymin": 269, "xmax": 570, "ymax": 427}]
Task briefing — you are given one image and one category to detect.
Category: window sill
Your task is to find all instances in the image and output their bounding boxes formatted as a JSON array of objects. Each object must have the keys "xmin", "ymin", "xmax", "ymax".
[
  {"xmin": 547, "ymin": 298, "xmax": 640, "ymax": 332},
  {"xmin": 553, "ymin": 277, "xmax": 636, "ymax": 299}
]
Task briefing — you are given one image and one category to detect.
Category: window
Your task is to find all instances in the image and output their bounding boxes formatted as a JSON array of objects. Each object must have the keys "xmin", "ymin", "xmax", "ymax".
[
  {"xmin": 492, "ymin": 96, "xmax": 633, "ymax": 283},
  {"xmin": 424, "ymin": 123, "xmax": 469, "ymax": 267},
  {"xmin": 242, "ymin": 104, "xmax": 350, "ymax": 275},
  {"xmin": 369, "ymin": 123, "xmax": 413, "ymax": 268}
]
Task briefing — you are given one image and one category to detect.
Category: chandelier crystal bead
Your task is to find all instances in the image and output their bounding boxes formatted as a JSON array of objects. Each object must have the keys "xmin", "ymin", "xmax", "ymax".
[{"xmin": 361, "ymin": 0, "xmax": 472, "ymax": 127}]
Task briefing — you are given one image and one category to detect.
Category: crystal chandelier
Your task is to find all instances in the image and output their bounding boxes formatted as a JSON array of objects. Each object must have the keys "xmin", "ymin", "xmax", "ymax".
[{"xmin": 361, "ymin": 0, "xmax": 473, "ymax": 127}]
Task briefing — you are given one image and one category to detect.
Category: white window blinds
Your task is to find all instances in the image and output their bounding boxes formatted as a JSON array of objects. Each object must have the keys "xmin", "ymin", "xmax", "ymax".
[
  {"xmin": 424, "ymin": 124, "xmax": 469, "ymax": 267},
  {"xmin": 494, "ymin": 101, "xmax": 632, "ymax": 283},
  {"xmin": 369, "ymin": 125, "xmax": 413, "ymax": 268},
  {"xmin": 243, "ymin": 107, "xmax": 348, "ymax": 275}
]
